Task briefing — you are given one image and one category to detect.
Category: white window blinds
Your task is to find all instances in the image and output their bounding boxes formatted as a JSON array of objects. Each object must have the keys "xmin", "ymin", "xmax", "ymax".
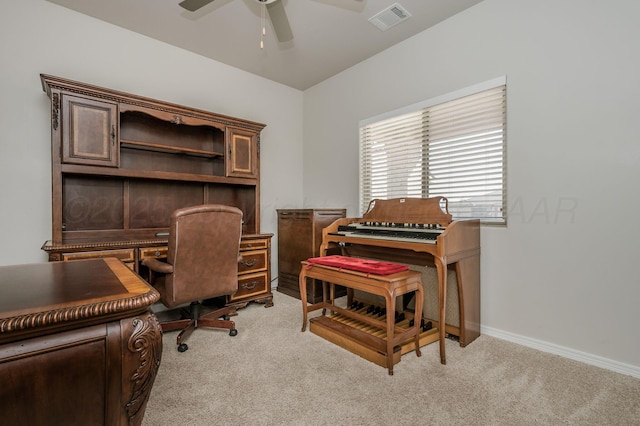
[{"xmin": 359, "ymin": 79, "xmax": 507, "ymax": 224}]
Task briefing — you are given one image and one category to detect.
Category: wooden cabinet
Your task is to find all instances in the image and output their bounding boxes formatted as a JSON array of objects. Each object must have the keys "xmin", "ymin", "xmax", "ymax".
[
  {"xmin": 229, "ymin": 234, "xmax": 273, "ymax": 309},
  {"xmin": 41, "ymin": 74, "xmax": 272, "ymax": 309},
  {"xmin": 61, "ymin": 94, "xmax": 119, "ymax": 167},
  {"xmin": 226, "ymin": 126, "xmax": 258, "ymax": 179},
  {"xmin": 277, "ymin": 209, "xmax": 346, "ymax": 302}
]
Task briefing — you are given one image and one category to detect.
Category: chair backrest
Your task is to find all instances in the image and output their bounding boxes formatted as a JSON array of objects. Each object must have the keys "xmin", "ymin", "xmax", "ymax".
[{"xmin": 164, "ymin": 204, "xmax": 243, "ymax": 306}]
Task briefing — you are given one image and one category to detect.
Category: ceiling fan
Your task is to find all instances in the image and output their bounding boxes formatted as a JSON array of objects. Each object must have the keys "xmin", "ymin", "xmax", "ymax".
[{"xmin": 179, "ymin": 0, "xmax": 293, "ymax": 42}]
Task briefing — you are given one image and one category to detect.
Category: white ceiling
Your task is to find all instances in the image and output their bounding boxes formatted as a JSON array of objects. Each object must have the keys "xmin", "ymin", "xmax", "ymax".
[{"xmin": 46, "ymin": 0, "xmax": 483, "ymax": 90}]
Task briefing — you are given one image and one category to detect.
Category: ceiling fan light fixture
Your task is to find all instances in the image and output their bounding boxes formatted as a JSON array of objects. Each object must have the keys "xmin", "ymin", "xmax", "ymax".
[{"xmin": 259, "ymin": 0, "xmax": 268, "ymax": 49}]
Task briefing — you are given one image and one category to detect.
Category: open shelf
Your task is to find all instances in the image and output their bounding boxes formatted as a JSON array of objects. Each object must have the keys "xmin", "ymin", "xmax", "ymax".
[{"xmin": 120, "ymin": 139, "xmax": 224, "ymax": 158}]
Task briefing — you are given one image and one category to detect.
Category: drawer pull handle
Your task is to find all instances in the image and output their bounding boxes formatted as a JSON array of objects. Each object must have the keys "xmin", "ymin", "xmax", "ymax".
[
  {"xmin": 242, "ymin": 281, "xmax": 259, "ymax": 290},
  {"xmin": 241, "ymin": 259, "xmax": 258, "ymax": 267},
  {"xmin": 154, "ymin": 251, "xmax": 162, "ymax": 257}
]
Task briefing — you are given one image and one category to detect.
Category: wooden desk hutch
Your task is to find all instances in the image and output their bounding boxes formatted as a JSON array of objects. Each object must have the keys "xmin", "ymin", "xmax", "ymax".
[{"xmin": 40, "ymin": 74, "xmax": 273, "ymax": 310}]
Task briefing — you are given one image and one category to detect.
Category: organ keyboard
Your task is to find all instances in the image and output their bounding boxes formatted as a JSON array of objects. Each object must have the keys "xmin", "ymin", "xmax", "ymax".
[
  {"xmin": 332, "ymin": 222, "xmax": 445, "ymax": 244},
  {"xmin": 320, "ymin": 197, "xmax": 481, "ymax": 363}
]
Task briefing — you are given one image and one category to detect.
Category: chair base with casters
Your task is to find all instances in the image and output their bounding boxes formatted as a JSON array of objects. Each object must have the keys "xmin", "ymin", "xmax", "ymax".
[{"xmin": 158, "ymin": 301, "xmax": 238, "ymax": 352}]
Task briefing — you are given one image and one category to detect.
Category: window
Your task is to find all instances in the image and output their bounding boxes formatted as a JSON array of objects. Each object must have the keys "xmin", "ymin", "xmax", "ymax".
[{"xmin": 359, "ymin": 77, "xmax": 507, "ymax": 224}]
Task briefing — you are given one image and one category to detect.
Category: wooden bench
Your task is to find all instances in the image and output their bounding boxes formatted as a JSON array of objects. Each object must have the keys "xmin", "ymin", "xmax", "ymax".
[{"xmin": 298, "ymin": 258, "xmax": 428, "ymax": 375}]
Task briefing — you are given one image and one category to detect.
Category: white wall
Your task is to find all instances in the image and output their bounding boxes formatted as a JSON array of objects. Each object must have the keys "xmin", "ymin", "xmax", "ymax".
[
  {"xmin": 303, "ymin": 0, "xmax": 640, "ymax": 374},
  {"xmin": 0, "ymin": 0, "xmax": 304, "ymax": 273}
]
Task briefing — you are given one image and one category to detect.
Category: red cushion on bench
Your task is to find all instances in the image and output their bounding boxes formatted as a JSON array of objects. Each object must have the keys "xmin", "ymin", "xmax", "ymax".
[{"xmin": 306, "ymin": 255, "xmax": 409, "ymax": 275}]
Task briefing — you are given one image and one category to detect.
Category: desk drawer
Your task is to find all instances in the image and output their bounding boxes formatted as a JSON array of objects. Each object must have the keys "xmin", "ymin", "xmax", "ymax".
[
  {"xmin": 62, "ymin": 249, "xmax": 135, "ymax": 270},
  {"xmin": 240, "ymin": 238, "xmax": 269, "ymax": 251},
  {"xmin": 139, "ymin": 246, "xmax": 168, "ymax": 260},
  {"xmin": 62, "ymin": 249, "xmax": 135, "ymax": 263},
  {"xmin": 231, "ymin": 272, "xmax": 268, "ymax": 300},
  {"xmin": 238, "ymin": 249, "xmax": 267, "ymax": 274}
]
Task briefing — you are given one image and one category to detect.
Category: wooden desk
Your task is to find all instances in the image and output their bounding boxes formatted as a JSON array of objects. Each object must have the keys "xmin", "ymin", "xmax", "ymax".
[
  {"xmin": 299, "ymin": 261, "xmax": 425, "ymax": 375},
  {"xmin": 42, "ymin": 233, "xmax": 274, "ymax": 312},
  {"xmin": 0, "ymin": 258, "xmax": 162, "ymax": 426}
]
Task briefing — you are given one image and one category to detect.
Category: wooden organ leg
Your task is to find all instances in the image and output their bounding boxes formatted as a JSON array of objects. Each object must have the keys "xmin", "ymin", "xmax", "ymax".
[{"xmin": 455, "ymin": 255, "xmax": 481, "ymax": 347}]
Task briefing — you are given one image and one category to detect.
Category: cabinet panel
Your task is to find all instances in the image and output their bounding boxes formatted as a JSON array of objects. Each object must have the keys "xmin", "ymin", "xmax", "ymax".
[
  {"xmin": 238, "ymin": 249, "xmax": 268, "ymax": 274},
  {"xmin": 128, "ymin": 180, "xmax": 204, "ymax": 229},
  {"xmin": 226, "ymin": 127, "xmax": 257, "ymax": 179},
  {"xmin": 231, "ymin": 272, "xmax": 268, "ymax": 300},
  {"xmin": 277, "ymin": 209, "xmax": 346, "ymax": 302},
  {"xmin": 0, "ymin": 327, "xmax": 108, "ymax": 424},
  {"xmin": 62, "ymin": 175, "xmax": 124, "ymax": 231},
  {"xmin": 278, "ymin": 211, "xmax": 314, "ymax": 274},
  {"xmin": 205, "ymin": 184, "xmax": 258, "ymax": 235},
  {"xmin": 62, "ymin": 95, "xmax": 118, "ymax": 167}
]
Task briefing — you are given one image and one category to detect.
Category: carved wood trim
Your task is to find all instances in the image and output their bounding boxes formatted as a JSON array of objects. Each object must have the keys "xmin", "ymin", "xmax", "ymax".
[
  {"xmin": 41, "ymin": 74, "xmax": 266, "ymax": 133},
  {"xmin": 42, "ymin": 238, "xmax": 169, "ymax": 252},
  {"xmin": 125, "ymin": 313, "xmax": 163, "ymax": 426},
  {"xmin": 51, "ymin": 93, "xmax": 59, "ymax": 130},
  {"xmin": 0, "ymin": 291, "xmax": 160, "ymax": 333}
]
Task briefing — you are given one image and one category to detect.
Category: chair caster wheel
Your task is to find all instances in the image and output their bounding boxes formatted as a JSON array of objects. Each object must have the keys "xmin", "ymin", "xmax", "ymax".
[
  {"xmin": 229, "ymin": 329, "xmax": 238, "ymax": 337},
  {"xmin": 223, "ymin": 314, "xmax": 230, "ymax": 320},
  {"xmin": 177, "ymin": 343, "xmax": 188, "ymax": 352}
]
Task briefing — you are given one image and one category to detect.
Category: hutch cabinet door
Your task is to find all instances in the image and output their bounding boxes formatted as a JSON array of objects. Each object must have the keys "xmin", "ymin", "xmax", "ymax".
[
  {"xmin": 62, "ymin": 94, "xmax": 119, "ymax": 167},
  {"xmin": 226, "ymin": 127, "xmax": 257, "ymax": 179}
]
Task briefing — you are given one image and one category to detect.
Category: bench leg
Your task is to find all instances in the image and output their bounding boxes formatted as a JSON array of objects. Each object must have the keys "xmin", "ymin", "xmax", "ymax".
[
  {"xmin": 299, "ymin": 270, "xmax": 309, "ymax": 332},
  {"xmin": 385, "ymin": 293, "xmax": 395, "ymax": 375},
  {"xmin": 414, "ymin": 284, "xmax": 423, "ymax": 358}
]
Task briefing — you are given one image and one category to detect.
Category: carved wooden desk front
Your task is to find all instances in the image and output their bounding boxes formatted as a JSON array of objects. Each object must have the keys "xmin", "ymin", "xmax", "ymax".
[{"xmin": 0, "ymin": 257, "xmax": 162, "ymax": 426}]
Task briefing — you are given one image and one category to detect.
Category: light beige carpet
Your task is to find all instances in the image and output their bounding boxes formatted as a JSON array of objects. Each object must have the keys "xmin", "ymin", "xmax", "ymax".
[{"xmin": 142, "ymin": 291, "xmax": 640, "ymax": 425}]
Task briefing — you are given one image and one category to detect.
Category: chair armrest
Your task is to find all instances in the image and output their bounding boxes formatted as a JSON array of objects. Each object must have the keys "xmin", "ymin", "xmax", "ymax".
[{"xmin": 142, "ymin": 258, "xmax": 174, "ymax": 274}]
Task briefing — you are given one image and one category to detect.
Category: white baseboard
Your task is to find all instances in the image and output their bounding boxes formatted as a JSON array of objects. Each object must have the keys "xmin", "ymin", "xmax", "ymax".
[{"xmin": 481, "ymin": 325, "xmax": 640, "ymax": 379}]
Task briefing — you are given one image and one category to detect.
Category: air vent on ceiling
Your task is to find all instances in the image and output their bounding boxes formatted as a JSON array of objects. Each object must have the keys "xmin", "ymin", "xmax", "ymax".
[{"xmin": 368, "ymin": 3, "xmax": 411, "ymax": 31}]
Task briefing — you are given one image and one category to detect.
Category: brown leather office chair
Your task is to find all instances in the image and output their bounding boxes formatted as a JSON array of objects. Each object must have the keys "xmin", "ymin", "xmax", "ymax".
[{"xmin": 142, "ymin": 204, "xmax": 243, "ymax": 352}]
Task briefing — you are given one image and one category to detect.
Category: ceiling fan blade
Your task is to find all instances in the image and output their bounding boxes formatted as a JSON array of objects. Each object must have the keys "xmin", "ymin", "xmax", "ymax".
[
  {"xmin": 179, "ymin": 0, "xmax": 216, "ymax": 12},
  {"xmin": 266, "ymin": 1, "xmax": 293, "ymax": 42}
]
